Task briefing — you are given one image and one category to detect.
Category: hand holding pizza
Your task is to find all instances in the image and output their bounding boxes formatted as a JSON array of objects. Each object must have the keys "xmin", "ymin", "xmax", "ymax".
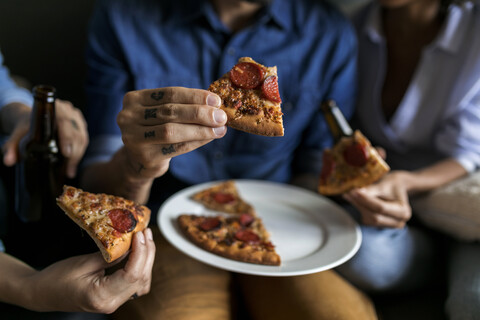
[
  {"xmin": 117, "ymin": 87, "xmax": 227, "ymax": 180},
  {"xmin": 19, "ymin": 228, "xmax": 155, "ymax": 313},
  {"xmin": 343, "ymin": 171, "xmax": 412, "ymax": 228}
]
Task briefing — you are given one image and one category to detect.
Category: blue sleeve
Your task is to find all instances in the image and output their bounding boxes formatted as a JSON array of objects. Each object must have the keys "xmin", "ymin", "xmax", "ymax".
[
  {"xmin": 83, "ymin": 0, "xmax": 131, "ymax": 166},
  {"xmin": 0, "ymin": 50, "xmax": 33, "ymax": 109},
  {"xmin": 293, "ymin": 17, "xmax": 358, "ymax": 175}
]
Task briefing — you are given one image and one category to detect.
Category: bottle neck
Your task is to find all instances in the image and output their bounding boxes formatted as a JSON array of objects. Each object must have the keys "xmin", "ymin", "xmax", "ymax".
[
  {"xmin": 28, "ymin": 85, "xmax": 57, "ymax": 144},
  {"xmin": 321, "ymin": 100, "xmax": 353, "ymax": 143}
]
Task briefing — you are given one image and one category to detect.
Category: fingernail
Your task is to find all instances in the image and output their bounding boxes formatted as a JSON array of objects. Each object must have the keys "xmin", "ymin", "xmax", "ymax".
[
  {"xmin": 67, "ymin": 166, "xmax": 76, "ymax": 179},
  {"xmin": 146, "ymin": 228, "xmax": 153, "ymax": 241},
  {"xmin": 207, "ymin": 94, "xmax": 221, "ymax": 107},
  {"xmin": 213, "ymin": 126, "xmax": 227, "ymax": 137},
  {"xmin": 3, "ymin": 153, "xmax": 13, "ymax": 167},
  {"xmin": 137, "ymin": 231, "xmax": 145, "ymax": 245},
  {"xmin": 64, "ymin": 144, "xmax": 72, "ymax": 157},
  {"xmin": 214, "ymin": 109, "xmax": 227, "ymax": 124}
]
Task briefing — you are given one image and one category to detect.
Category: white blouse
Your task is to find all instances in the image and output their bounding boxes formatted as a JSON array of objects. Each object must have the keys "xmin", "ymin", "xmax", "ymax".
[{"xmin": 353, "ymin": 1, "xmax": 480, "ymax": 172}]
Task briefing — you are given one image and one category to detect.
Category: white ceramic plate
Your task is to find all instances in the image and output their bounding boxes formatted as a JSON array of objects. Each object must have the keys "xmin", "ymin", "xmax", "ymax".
[{"xmin": 158, "ymin": 180, "xmax": 361, "ymax": 277}]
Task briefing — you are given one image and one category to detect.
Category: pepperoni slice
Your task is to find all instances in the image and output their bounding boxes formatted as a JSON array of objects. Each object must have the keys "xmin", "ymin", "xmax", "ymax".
[
  {"xmin": 234, "ymin": 229, "xmax": 260, "ymax": 244},
  {"xmin": 108, "ymin": 209, "xmax": 137, "ymax": 233},
  {"xmin": 320, "ymin": 151, "xmax": 336, "ymax": 181},
  {"xmin": 343, "ymin": 143, "xmax": 369, "ymax": 167},
  {"xmin": 229, "ymin": 62, "xmax": 264, "ymax": 89},
  {"xmin": 261, "ymin": 76, "xmax": 281, "ymax": 103},
  {"xmin": 200, "ymin": 217, "xmax": 221, "ymax": 231},
  {"xmin": 213, "ymin": 192, "xmax": 236, "ymax": 204},
  {"xmin": 239, "ymin": 213, "xmax": 254, "ymax": 227}
]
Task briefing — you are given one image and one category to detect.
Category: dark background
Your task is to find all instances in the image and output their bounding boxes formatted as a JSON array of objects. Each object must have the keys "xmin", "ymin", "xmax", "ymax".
[{"xmin": 0, "ymin": 0, "xmax": 96, "ymax": 109}]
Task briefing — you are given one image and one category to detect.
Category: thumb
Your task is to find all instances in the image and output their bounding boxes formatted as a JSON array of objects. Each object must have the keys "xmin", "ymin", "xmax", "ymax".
[
  {"xmin": 72, "ymin": 252, "xmax": 112, "ymax": 274},
  {"xmin": 2, "ymin": 137, "xmax": 20, "ymax": 166},
  {"xmin": 3, "ymin": 124, "xmax": 29, "ymax": 166}
]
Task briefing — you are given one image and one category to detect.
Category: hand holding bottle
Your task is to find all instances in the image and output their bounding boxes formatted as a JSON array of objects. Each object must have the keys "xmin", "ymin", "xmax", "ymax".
[
  {"xmin": 54, "ymin": 99, "xmax": 88, "ymax": 178},
  {"xmin": 2, "ymin": 97, "xmax": 88, "ymax": 178}
]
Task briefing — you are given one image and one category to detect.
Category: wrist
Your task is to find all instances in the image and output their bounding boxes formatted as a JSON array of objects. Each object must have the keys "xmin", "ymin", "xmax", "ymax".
[
  {"xmin": 391, "ymin": 170, "xmax": 421, "ymax": 194},
  {"xmin": 116, "ymin": 148, "xmax": 158, "ymax": 203},
  {"xmin": 118, "ymin": 148, "xmax": 156, "ymax": 184},
  {"xmin": 7, "ymin": 267, "xmax": 41, "ymax": 311},
  {"xmin": 21, "ymin": 272, "xmax": 46, "ymax": 311}
]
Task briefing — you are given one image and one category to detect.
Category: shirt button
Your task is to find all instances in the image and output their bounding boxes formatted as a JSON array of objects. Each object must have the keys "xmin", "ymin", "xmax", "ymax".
[
  {"xmin": 227, "ymin": 47, "xmax": 236, "ymax": 56},
  {"xmin": 214, "ymin": 151, "xmax": 224, "ymax": 160}
]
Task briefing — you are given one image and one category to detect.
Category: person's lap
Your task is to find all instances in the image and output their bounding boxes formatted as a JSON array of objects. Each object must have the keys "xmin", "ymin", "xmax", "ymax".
[
  {"xmin": 112, "ymin": 228, "xmax": 233, "ymax": 320},
  {"xmin": 113, "ymin": 228, "xmax": 377, "ymax": 320},
  {"xmin": 336, "ymin": 224, "xmax": 441, "ymax": 293},
  {"xmin": 236, "ymin": 270, "xmax": 377, "ymax": 320}
]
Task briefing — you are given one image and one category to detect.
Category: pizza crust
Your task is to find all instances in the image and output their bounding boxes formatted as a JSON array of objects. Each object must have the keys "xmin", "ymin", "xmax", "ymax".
[
  {"xmin": 191, "ymin": 180, "xmax": 256, "ymax": 215},
  {"xmin": 56, "ymin": 185, "xmax": 151, "ymax": 263},
  {"xmin": 318, "ymin": 131, "xmax": 390, "ymax": 195},
  {"xmin": 208, "ymin": 57, "xmax": 284, "ymax": 137},
  {"xmin": 222, "ymin": 107, "xmax": 284, "ymax": 137},
  {"xmin": 178, "ymin": 214, "xmax": 281, "ymax": 266}
]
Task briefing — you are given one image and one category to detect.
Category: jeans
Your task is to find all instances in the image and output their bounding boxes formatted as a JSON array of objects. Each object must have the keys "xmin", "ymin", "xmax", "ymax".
[
  {"xmin": 336, "ymin": 206, "xmax": 480, "ymax": 319},
  {"xmin": 336, "ymin": 224, "xmax": 440, "ymax": 293}
]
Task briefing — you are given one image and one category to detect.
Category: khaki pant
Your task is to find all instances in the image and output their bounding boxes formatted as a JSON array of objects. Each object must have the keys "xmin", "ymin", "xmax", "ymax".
[{"xmin": 113, "ymin": 228, "xmax": 377, "ymax": 320}]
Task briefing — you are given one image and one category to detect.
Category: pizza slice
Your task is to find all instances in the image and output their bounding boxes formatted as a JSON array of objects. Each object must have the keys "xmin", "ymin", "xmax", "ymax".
[
  {"xmin": 177, "ymin": 213, "xmax": 281, "ymax": 266},
  {"xmin": 56, "ymin": 185, "xmax": 151, "ymax": 263},
  {"xmin": 191, "ymin": 180, "xmax": 256, "ymax": 216},
  {"xmin": 318, "ymin": 130, "xmax": 390, "ymax": 195},
  {"xmin": 208, "ymin": 57, "xmax": 284, "ymax": 137}
]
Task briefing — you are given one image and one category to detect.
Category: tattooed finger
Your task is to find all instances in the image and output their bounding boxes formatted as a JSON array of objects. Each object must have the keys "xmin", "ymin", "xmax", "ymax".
[
  {"xmin": 144, "ymin": 108, "xmax": 157, "ymax": 120},
  {"xmin": 150, "ymin": 91, "xmax": 164, "ymax": 101}
]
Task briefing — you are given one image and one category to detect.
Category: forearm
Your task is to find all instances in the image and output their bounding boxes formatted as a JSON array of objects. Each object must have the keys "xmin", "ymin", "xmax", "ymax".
[
  {"xmin": 0, "ymin": 253, "xmax": 38, "ymax": 310},
  {"xmin": 400, "ymin": 158, "xmax": 468, "ymax": 194},
  {"xmin": 80, "ymin": 147, "xmax": 155, "ymax": 204},
  {"xmin": 0, "ymin": 102, "xmax": 31, "ymax": 135}
]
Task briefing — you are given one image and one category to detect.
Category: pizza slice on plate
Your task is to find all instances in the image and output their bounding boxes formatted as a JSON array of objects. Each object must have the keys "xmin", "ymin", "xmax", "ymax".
[
  {"xmin": 191, "ymin": 180, "xmax": 256, "ymax": 216},
  {"xmin": 318, "ymin": 130, "xmax": 390, "ymax": 196},
  {"xmin": 56, "ymin": 185, "xmax": 151, "ymax": 263},
  {"xmin": 208, "ymin": 57, "xmax": 284, "ymax": 137},
  {"xmin": 177, "ymin": 213, "xmax": 281, "ymax": 266}
]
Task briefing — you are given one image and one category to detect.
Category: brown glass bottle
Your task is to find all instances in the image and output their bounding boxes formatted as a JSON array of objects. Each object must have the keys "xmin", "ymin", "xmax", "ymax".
[
  {"xmin": 320, "ymin": 99, "xmax": 353, "ymax": 143},
  {"xmin": 15, "ymin": 85, "xmax": 65, "ymax": 222}
]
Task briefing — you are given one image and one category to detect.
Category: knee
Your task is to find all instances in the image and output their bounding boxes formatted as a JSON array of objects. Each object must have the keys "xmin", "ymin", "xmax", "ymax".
[
  {"xmin": 336, "ymin": 253, "xmax": 402, "ymax": 292},
  {"xmin": 336, "ymin": 226, "xmax": 432, "ymax": 293}
]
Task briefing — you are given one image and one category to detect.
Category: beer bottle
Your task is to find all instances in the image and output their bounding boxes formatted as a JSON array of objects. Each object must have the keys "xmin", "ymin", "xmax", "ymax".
[
  {"xmin": 320, "ymin": 99, "xmax": 353, "ymax": 143},
  {"xmin": 15, "ymin": 85, "xmax": 65, "ymax": 222}
]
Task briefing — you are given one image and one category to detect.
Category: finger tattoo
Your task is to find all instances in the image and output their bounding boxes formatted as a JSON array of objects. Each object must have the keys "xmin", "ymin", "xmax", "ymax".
[
  {"xmin": 70, "ymin": 119, "xmax": 79, "ymax": 130},
  {"xmin": 145, "ymin": 108, "xmax": 157, "ymax": 120},
  {"xmin": 144, "ymin": 131, "xmax": 155, "ymax": 139},
  {"xmin": 151, "ymin": 91, "xmax": 164, "ymax": 101},
  {"xmin": 162, "ymin": 144, "xmax": 176, "ymax": 155}
]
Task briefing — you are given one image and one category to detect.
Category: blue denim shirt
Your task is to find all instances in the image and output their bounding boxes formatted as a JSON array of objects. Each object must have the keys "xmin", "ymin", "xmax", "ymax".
[
  {"xmin": 84, "ymin": 0, "xmax": 357, "ymax": 185},
  {"xmin": 0, "ymin": 51, "xmax": 33, "ymax": 110}
]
